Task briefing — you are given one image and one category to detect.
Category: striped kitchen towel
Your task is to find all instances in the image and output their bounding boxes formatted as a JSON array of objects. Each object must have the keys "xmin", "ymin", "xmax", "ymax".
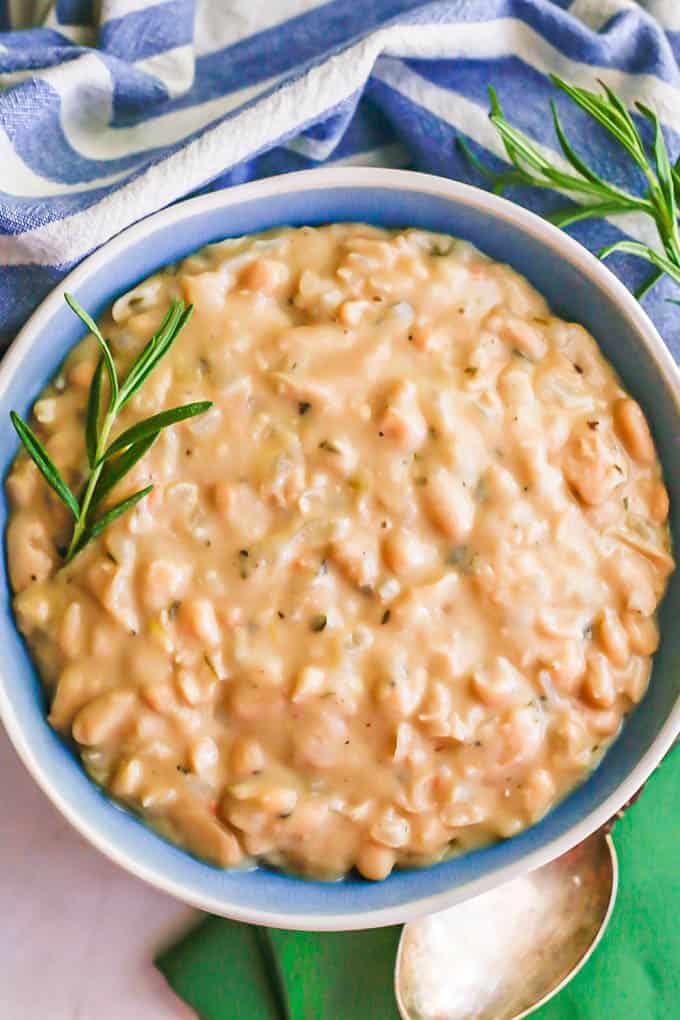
[{"xmin": 0, "ymin": 1, "xmax": 678, "ymax": 352}]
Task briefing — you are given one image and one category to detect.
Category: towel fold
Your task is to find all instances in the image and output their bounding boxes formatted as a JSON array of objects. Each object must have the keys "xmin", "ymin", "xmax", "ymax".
[{"xmin": 0, "ymin": 1, "xmax": 678, "ymax": 352}]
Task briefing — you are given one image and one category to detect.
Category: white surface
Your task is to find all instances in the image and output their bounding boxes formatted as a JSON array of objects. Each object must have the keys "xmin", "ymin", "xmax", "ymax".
[{"xmin": 0, "ymin": 726, "xmax": 199, "ymax": 1020}]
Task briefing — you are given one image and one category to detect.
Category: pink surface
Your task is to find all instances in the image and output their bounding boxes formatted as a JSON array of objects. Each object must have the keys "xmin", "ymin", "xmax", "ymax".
[{"xmin": 0, "ymin": 726, "xmax": 198, "ymax": 1019}]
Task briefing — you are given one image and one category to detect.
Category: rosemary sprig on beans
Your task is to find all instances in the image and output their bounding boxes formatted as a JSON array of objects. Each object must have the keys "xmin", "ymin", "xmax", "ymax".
[
  {"xmin": 10, "ymin": 293, "xmax": 212, "ymax": 563},
  {"xmin": 460, "ymin": 75, "xmax": 680, "ymax": 300}
]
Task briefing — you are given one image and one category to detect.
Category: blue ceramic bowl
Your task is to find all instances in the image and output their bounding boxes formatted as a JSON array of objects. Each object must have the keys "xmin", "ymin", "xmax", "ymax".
[{"xmin": 1, "ymin": 169, "xmax": 678, "ymax": 930}]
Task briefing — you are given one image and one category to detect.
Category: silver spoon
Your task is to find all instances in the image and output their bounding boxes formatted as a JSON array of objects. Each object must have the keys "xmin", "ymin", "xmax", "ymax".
[{"xmin": 395, "ymin": 830, "xmax": 618, "ymax": 1020}]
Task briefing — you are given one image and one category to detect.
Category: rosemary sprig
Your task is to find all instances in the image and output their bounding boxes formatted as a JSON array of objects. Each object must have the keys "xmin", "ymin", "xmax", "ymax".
[
  {"xmin": 10, "ymin": 293, "xmax": 212, "ymax": 563},
  {"xmin": 459, "ymin": 75, "xmax": 680, "ymax": 299}
]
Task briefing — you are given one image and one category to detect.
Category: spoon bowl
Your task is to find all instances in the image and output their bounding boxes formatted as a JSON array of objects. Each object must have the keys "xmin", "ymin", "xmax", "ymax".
[{"xmin": 396, "ymin": 831, "xmax": 618, "ymax": 1020}]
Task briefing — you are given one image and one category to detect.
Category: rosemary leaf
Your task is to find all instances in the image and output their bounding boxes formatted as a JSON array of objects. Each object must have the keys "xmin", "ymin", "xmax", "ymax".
[
  {"xmin": 635, "ymin": 267, "xmax": 664, "ymax": 301},
  {"xmin": 72, "ymin": 485, "xmax": 153, "ymax": 557},
  {"xmin": 549, "ymin": 99, "xmax": 617, "ymax": 193},
  {"xmin": 599, "ymin": 239, "xmax": 680, "ymax": 287},
  {"xmin": 118, "ymin": 301, "xmax": 193, "ymax": 408},
  {"xmin": 9, "ymin": 411, "xmax": 79, "ymax": 518},
  {"xmin": 638, "ymin": 103, "xmax": 677, "ymax": 219},
  {"xmin": 464, "ymin": 77, "xmax": 680, "ymax": 299},
  {"xmin": 10, "ymin": 293, "xmax": 209, "ymax": 563},
  {"xmin": 103, "ymin": 401, "xmax": 212, "ymax": 460},
  {"xmin": 91, "ymin": 432, "xmax": 159, "ymax": 509},
  {"xmin": 548, "ymin": 200, "xmax": 630, "ymax": 229},
  {"xmin": 64, "ymin": 293, "xmax": 119, "ymax": 402}
]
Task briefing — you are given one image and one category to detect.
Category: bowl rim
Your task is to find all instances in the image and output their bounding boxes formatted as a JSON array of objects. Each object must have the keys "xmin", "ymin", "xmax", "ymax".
[{"xmin": 1, "ymin": 166, "xmax": 678, "ymax": 930}]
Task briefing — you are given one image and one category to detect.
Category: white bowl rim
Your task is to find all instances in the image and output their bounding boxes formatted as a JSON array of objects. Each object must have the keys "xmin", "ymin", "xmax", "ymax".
[{"xmin": 0, "ymin": 167, "xmax": 678, "ymax": 931}]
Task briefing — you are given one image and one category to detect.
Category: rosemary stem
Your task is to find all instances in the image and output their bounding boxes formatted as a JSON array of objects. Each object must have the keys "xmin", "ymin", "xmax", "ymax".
[{"xmin": 65, "ymin": 403, "xmax": 117, "ymax": 562}]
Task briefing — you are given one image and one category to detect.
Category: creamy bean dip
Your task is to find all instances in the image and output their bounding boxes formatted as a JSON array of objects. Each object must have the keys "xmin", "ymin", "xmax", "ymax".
[{"xmin": 6, "ymin": 225, "xmax": 673, "ymax": 880}]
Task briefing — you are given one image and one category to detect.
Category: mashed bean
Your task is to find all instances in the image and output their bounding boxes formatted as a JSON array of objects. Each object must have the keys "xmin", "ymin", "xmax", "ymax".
[{"xmin": 7, "ymin": 225, "xmax": 674, "ymax": 879}]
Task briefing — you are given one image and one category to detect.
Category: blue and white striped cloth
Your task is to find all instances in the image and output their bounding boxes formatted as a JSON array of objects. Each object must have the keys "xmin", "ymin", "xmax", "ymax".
[{"xmin": 1, "ymin": 1, "xmax": 678, "ymax": 354}]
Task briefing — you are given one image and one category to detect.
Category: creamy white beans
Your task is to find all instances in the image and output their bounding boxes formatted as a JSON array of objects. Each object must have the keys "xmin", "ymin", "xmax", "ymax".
[{"xmin": 6, "ymin": 225, "xmax": 674, "ymax": 880}]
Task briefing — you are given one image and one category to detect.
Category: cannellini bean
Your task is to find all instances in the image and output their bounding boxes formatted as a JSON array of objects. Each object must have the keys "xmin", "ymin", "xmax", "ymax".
[
  {"xmin": 292, "ymin": 666, "xmax": 327, "ymax": 702},
  {"xmin": 356, "ymin": 842, "xmax": 396, "ymax": 881},
  {"xmin": 175, "ymin": 803, "xmax": 244, "ymax": 867},
  {"xmin": 34, "ymin": 398, "xmax": 57, "ymax": 424},
  {"xmin": 284, "ymin": 797, "xmax": 331, "ymax": 840},
  {"xmin": 67, "ymin": 358, "xmax": 97, "ymax": 388},
  {"xmin": 422, "ymin": 468, "xmax": 475, "ymax": 542},
  {"xmin": 471, "ymin": 657, "xmax": 527, "ymax": 707},
  {"xmin": 483, "ymin": 463, "xmax": 521, "ymax": 502},
  {"xmin": 110, "ymin": 757, "xmax": 144, "ymax": 797},
  {"xmin": 180, "ymin": 270, "xmax": 232, "ymax": 317},
  {"xmin": 649, "ymin": 480, "xmax": 669, "ymax": 524},
  {"xmin": 494, "ymin": 815, "xmax": 524, "ymax": 839},
  {"xmin": 49, "ymin": 665, "xmax": 97, "ymax": 732},
  {"xmin": 5, "ymin": 461, "xmax": 39, "ymax": 508},
  {"xmin": 164, "ymin": 481, "xmax": 199, "ymax": 517},
  {"xmin": 257, "ymin": 786, "xmax": 298, "ymax": 816},
  {"xmin": 175, "ymin": 668, "xmax": 216, "ymax": 707},
  {"xmin": 581, "ymin": 653, "xmax": 616, "ymax": 709},
  {"xmin": 614, "ymin": 398, "xmax": 655, "ymax": 464},
  {"xmin": 562, "ymin": 425, "xmax": 623, "ymax": 505},
  {"xmin": 142, "ymin": 559, "xmax": 190, "ymax": 613},
  {"xmin": 297, "ymin": 709, "xmax": 348, "ymax": 768},
  {"xmin": 536, "ymin": 608, "xmax": 584, "ymax": 640},
  {"xmin": 498, "ymin": 365, "xmax": 535, "ymax": 411},
  {"xmin": 72, "ymin": 688, "xmax": 137, "ymax": 746},
  {"xmin": 182, "ymin": 599, "xmax": 221, "ymax": 647},
  {"xmin": 553, "ymin": 709, "xmax": 591, "ymax": 767},
  {"xmin": 605, "ymin": 551, "xmax": 657, "ymax": 617},
  {"xmin": 370, "ymin": 806, "xmax": 411, "ymax": 848},
  {"xmin": 418, "ymin": 682, "xmax": 453, "ymax": 738},
  {"xmin": 229, "ymin": 683, "xmax": 282, "ymax": 722},
  {"xmin": 375, "ymin": 658, "xmax": 426, "ymax": 720},
  {"xmin": 337, "ymin": 299, "xmax": 371, "ymax": 327},
  {"xmin": 220, "ymin": 798, "xmax": 269, "ymax": 835},
  {"xmin": 244, "ymin": 655, "xmax": 284, "ymax": 688},
  {"xmin": 495, "ymin": 705, "xmax": 546, "ymax": 770},
  {"xmin": 623, "ymin": 612, "xmax": 659, "ymax": 655},
  {"xmin": 596, "ymin": 609, "xmax": 630, "ymax": 668},
  {"xmin": 140, "ymin": 784, "xmax": 178, "ymax": 811},
  {"xmin": 7, "ymin": 515, "xmax": 54, "ymax": 592},
  {"xmin": 380, "ymin": 380, "xmax": 428, "ymax": 450},
  {"xmin": 86, "ymin": 559, "xmax": 139, "ymax": 632},
  {"xmin": 329, "ymin": 532, "xmax": 379, "ymax": 589},
  {"xmin": 139, "ymin": 783, "xmax": 177, "ymax": 807},
  {"xmin": 497, "ymin": 314, "xmax": 547, "ymax": 361},
  {"xmin": 112, "ymin": 279, "xmax": 163, "ymax": 322},
  {"xmin": 59, "ymin": 602, "xmax": 84, "ymax": 658},
  {"xmin": 141, "ymin": 682, "xmax": 178, "ymax": 714},
  {"xmin": 588, "ymin": 707, "xmax": 621, "ymax": 737},
  {"xmin": 189, "ymin": 736, "xmax": 219, "ymax": 776},
  {"xmin": 408, "ymin": 814, "xmax": 451, "ymax": 855},
  {"xmin": 230, "ymin": 737, "xmax": 266, "ymax": 777},
  {"xmin": 127, "ymin": 710, "xmax": 166, "ymax": 745},
  {"xmin": 523, "ymin": 769, "xmax": 556, "ymax": 823},
  {"xmin": 549, "ymin": 641, "xmax": 587, "ymax": 694},
  {"xmin": 393, "ymin": 722, "xmax": 430, "ymax": 767},
  {"xmin": 242, "ymin": 832, "xmax": 276, "ymax": 856},
  {"xmin": 396, "ymin": 774, "xmax": 437, "ymax": 814},
  {"xmin": 440, "ymin": 800, "xmax": 487, "ymax": 827},
  {"xmin": 239, "ymin": 257, "xmax": 289, "ymax": 294},
  {"xmin": 382, "ymin": 527, "xmax": 437, "ymax": 578},
  {"xmin": 105, "ymin": 531, "xmax": 137, "ymax": 568}
]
